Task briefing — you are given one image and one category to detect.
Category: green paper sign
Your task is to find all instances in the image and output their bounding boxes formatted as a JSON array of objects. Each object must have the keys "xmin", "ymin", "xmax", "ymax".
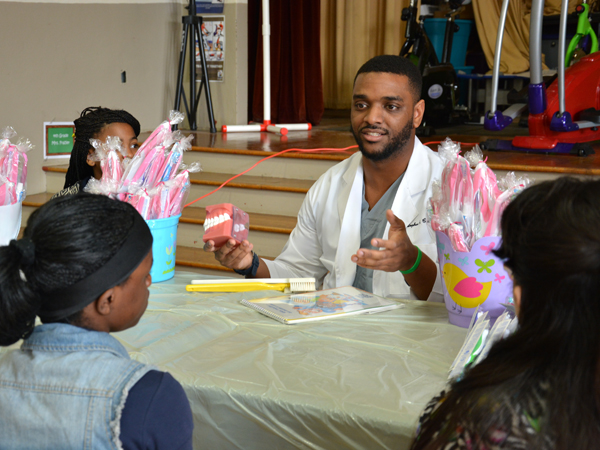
[{"xmin": 44, "ymin": 122, "xmax": 74, "ymax": 159}]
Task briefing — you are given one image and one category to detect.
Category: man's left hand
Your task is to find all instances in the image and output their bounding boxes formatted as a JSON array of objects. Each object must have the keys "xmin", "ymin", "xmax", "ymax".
[{"xmin": 351, "ymin": 209, "xmax": 419, "ymax": 272}]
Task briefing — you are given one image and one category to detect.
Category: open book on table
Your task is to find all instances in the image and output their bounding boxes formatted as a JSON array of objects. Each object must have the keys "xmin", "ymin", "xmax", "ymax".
[{"xmin": 241, "ymin": 286, "xmax": 402, "ymax": 324}]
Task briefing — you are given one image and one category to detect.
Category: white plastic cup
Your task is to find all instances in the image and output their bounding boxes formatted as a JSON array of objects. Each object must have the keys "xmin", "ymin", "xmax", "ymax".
[{"xmin": 0, "ymin": 201, "xmax": 23, "ymax": 246}]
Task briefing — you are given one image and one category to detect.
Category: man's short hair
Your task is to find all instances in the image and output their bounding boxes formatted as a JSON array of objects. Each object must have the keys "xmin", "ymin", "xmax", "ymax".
[{"xmin": 354, "ymin": 55, "xmax": 422, "ymax": 101}]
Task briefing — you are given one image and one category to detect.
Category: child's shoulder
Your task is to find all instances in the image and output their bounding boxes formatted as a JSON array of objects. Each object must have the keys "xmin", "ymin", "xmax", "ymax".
[
  {"xmin": 51, "ymin": 178, "xmax": 91, "ymax": 199},
  {"xmin": 120, "ymin": 370, "xmax": 193, "ymax": 449}
]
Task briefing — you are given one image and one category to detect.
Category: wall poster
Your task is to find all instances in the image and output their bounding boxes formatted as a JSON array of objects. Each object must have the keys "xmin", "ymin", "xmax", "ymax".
[{"xmin": 195, "ymin": 15, "xmax": 225, "ymax": 83}]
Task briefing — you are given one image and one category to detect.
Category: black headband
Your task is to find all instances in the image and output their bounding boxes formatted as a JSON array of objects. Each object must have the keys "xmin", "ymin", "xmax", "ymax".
[{"xmin": 38, "ymin": 213, "xmax": 153, "ymax": 322}]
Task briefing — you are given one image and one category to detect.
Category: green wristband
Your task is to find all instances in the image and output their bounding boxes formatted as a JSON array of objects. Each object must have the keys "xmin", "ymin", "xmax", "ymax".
[{"xmin": 399, "ymin": 246, "xmax": 422, "ymax": 275}]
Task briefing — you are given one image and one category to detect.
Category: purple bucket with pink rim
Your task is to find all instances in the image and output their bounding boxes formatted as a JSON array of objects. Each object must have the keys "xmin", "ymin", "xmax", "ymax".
[{"xmin": 435, "ymin": 231, "xmax": 513, "ymax": 328}]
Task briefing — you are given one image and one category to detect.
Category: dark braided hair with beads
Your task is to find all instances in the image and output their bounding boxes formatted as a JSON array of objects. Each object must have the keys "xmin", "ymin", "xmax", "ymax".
[{"xmin": 64, "ymin": 107, "xmax": 140, "ymax": 189}]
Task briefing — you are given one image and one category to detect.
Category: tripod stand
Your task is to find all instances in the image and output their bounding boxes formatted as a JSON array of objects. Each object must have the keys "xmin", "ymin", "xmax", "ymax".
[{"xmin": 174, "ymin": 0, "xmax": 217, "ymax": 132}]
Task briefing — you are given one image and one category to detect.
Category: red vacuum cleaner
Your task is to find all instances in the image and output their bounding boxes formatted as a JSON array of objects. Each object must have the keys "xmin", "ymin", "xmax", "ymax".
[{"xmin": 483, "ymin": 0, "xmax": 599, "ymax": 156}]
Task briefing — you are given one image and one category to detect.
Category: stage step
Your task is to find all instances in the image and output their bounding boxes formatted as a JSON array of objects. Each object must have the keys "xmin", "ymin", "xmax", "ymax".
[
  {"xmin": 38, "ymin": 142, "xmax": 344, "ymax": 276},
  {"xmin": 44, "ymin": 165, "xmax": 314, "ymax": 217},
  {"xmin": 23, "ymin": 191, "xmax": 293, "ymax": 275},
  {"xmin": 184, "ymin": 146, "xmax": 343, "ymax": 181}
]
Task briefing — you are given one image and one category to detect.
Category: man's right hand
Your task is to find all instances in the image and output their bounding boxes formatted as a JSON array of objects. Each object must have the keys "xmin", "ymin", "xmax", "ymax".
[{"xmin": 203, "ymin": 239, "xmax": 254, "ymax": 271}]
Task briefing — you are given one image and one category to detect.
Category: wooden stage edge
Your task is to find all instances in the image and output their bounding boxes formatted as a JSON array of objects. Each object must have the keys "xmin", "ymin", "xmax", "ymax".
[{"xmin": 174, "ymin": 128, "xmax": 600, "ymax": 177}]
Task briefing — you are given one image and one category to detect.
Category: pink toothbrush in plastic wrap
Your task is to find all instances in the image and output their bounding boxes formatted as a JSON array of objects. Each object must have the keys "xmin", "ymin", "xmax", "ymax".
[
  {"xmin": 83, "ymin": 111, "xmax": 200, "ymax": 220},
  {"xmin": 429, "ymin": 139, "xmax": 531, "ymax": 252},
  {"xmin": 484, "ymin": 173, "xmax": 529, "ymax": 237},
  {"xmin": 0, "ymin": 127, "xmax": 32, "ymax": 206},
  {"xmin": 120, "ymin": 111, "xmax": 184, "ymax": 192},
  {"xmin": 159, "ymin": 134, "xmax": 193, "ymax": 182}
]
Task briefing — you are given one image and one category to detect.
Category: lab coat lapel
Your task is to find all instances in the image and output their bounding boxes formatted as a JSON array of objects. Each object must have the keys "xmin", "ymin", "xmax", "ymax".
[
  {"xmin": 375, "ymin": 139, "xmax": 429, "ymax": 296},
  {"xmin": 385, "ymin": 138, "xmax": 429, "ymax": 239},
  {"xmin": 335, "ymin": 155, "xmax": 363, "ymax": 286}
]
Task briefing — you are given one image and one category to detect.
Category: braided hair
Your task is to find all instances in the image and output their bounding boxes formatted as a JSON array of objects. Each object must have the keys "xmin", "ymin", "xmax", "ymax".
[
  {"xmin": 64, "ymin": 107, "xmax": 140, "ymax": 189},
  {"xmin": 0, "ymin": 194, "xmax": 139, "ymax": 345}
]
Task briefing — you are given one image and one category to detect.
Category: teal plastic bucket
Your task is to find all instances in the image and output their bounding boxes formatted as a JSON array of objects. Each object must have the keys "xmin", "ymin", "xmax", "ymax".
[
  {"xmin": 146, "ymin": 214, "xmax": 181, "ymax": 282},
  {"xmin": 424, "ymin": 18, "xmax": 474, "ymax": 68}
]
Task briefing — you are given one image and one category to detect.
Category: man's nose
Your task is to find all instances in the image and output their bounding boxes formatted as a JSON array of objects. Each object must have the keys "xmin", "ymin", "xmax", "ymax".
[{"xmin": 364, "ymin": 105, "xmax": 384, "ymax": 125}]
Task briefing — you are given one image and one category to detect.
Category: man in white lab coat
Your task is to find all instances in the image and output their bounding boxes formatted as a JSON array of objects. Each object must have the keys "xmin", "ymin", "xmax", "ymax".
[{"xmin": 205, "ymin": 55, "xmax": 443, "ymax": 301}]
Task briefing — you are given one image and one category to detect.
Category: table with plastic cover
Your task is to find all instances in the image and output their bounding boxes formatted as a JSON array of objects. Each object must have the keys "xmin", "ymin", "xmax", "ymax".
[{"xmin": 115, "ymin": 272, "xmax": 468, "ymax": 450}]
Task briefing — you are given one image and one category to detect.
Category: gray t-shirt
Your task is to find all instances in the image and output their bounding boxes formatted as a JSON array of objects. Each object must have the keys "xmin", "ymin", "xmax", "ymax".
[{"xmin": 352, "ymin": 173, "xmax": 405, "ymax": 293}]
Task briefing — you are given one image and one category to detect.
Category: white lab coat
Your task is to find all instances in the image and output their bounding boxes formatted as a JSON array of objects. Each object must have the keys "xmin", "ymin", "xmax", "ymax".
[{"xmin": 264, "ymin": 138, "xmax": 444, "ymax": 301}]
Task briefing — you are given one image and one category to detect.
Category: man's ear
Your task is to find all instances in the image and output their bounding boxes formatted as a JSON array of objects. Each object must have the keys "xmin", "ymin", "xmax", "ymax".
[
  {"xmin": 94, "ymin": 287, "xmax": 116, "ymax": 316},
  {"xmin": 413, "ymin": 99, "xmax": 425, "ymax": 129},
  {"xmin": 86, "ymin": 148, "xmax": 96, "ymax": 167}
]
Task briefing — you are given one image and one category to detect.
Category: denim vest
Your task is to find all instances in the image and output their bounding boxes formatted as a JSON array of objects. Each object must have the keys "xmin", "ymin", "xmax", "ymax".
[{"xmin": 0, "ymin": 323, "xmax": 152, "ymax": 450}]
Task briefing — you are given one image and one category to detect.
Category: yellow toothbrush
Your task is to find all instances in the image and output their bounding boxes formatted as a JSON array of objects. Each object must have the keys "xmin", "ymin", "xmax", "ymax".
[{"xmin": 186, "ymin": 278, "xmax": 316, "ymax": 293}]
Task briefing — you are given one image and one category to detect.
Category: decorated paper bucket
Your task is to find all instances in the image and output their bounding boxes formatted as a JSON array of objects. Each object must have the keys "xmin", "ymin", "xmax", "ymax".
[
  {"xmin": 0, "ymin": 201, "xmax": 22, "ymax": 246},
  {"xmin": 146, "ymin": 214, "xmax": 181, "ymax": 283},
  {"xmin": 435, "ymin": 231, "xmax": 513, "ymax": 328}
]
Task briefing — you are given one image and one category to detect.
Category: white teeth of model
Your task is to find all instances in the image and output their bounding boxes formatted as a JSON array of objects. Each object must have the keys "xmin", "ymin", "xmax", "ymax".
[
  {"xmin": 233, "ymin": 224, "xmax": 240, "ymax": 232},
  {"xmin": 204, "ymin": 213, "xmax": 233, "ymax": 231}
]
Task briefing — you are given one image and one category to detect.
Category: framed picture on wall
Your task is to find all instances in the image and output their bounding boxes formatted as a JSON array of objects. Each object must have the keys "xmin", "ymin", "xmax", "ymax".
[{"xmin": 43, "ymin": 122, "xmax": 74, "ymax": 159}]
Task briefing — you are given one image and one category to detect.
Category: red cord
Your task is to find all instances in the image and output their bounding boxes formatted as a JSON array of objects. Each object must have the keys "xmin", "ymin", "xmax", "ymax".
[
  {"xmin": 423, "ymin": 140, "xmax": 479, "ymax": 147},
  {"xmin": 185, "ymin": 140, "xmax": 481, "ymax": 208},
  {"xmin": 183, "ymin": 145, "xmax": 358, "ymax": 208}
]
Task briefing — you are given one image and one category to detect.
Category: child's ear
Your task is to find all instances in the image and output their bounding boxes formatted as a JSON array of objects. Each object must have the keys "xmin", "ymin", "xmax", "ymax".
[
  {"xmin": 513, "ymin": 284, "xmax": 522, "ymax": 317},
  {"xmin": 86, "ymin": 148, "xmax": 95, "ymax": 167},
  {"xmin": 94, "ymin": 288, "xmax": 115, "ymax": 316}
]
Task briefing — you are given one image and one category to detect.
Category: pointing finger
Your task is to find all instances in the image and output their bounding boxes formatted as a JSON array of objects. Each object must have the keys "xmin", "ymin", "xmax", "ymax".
[{"xmin": 386, "ymin": 210, "xmax": 406, "ymax": 231}]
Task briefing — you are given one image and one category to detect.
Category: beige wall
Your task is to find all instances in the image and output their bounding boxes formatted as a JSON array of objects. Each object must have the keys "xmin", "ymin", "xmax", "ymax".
[
  {"xmin": 190, "ymin": 1, "xmax": 248, "ymax": 132},
  {"xmin": 0, "ymin": 0, "xmax": 247, "ymax": 195}
]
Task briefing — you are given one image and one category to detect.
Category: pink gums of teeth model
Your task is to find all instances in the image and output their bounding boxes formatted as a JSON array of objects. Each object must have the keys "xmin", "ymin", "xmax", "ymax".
[{"xmin": 202, "ymin": 203, "xmax": 249, "ymax": 248}]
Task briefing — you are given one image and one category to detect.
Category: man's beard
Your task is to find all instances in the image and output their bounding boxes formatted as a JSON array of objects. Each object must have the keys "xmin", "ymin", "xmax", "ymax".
[{"xmin": 352, "ymin": 119, "xmax": 413, "ymax": 162}]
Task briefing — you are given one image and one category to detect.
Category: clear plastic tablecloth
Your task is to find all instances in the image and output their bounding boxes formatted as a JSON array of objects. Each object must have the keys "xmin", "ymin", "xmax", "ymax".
[{"xmin": 114, "ymin": 272, "xmax": 467, "ymax": 450}]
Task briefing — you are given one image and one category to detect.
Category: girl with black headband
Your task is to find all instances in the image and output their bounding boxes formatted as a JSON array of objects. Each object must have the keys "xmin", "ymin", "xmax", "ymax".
[
  {"xmin": 0, "ymin": 194, "xmax": 193, "ymax": 449},
  {"xmin": 54, "ymin": 106, "xmax": 141, "ymax": 197}
]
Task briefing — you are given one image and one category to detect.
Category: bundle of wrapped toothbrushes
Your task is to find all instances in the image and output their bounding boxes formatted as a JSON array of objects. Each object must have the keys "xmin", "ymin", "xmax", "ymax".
[
  {"xmin": 448, "ymin": 309, "xmax": 518, "ymax": 380},
  {"xmin": 85, "ymin": 111, "xmax": 201, "ymax": 220},
  {"xmin": 0, "ymin": 127, "xmax": 32, "ymax": 206},
  {"xmin": 429, "ymin": 138, "xmax": 531, "ymax": 252}
]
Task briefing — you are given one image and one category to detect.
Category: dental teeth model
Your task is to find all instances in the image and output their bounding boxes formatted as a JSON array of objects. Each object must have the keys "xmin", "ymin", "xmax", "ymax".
[{"xmin": 202, "ymin": 203, "xmax": 249, "ymax": 247}]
